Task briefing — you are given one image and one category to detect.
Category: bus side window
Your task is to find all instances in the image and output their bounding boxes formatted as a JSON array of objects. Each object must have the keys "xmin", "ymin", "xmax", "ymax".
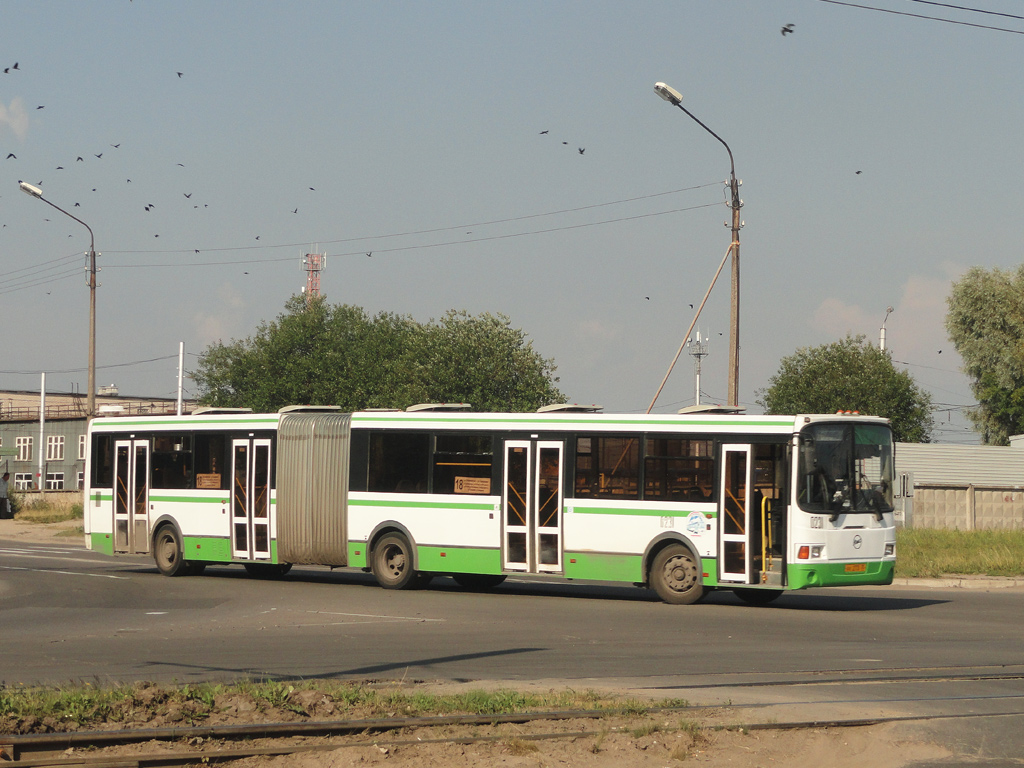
[
  {"xmin": 368, "ymin": 432, "xmax": 429, "ymax": 493},
  {"xmin": 91, "ymin": 434, "xmax": 114, "ymax": 487},
  {"xmin": 193, "ymin": 434, "xmax": 227, "ymax": 490},
  {"xmin": 575, "ymin": 435, "xmax": 640, "ymax": 500}
]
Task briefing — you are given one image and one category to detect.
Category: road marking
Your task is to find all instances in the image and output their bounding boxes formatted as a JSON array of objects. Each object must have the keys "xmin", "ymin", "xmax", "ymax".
[
  {"xmin": 0, "ymin": 564, "xmax": 129, "ymax": 580},
  {"xmin": 301, "ymin": 610, "xmax": 445, "ymax": 623}
]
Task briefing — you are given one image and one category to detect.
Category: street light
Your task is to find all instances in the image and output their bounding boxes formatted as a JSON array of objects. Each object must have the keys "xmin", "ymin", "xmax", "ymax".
[
  {"xmin": 654, "ymin": 82, "xmax": 743, "ymax": 407},
  {"xmin": 19, "ymin": 181, "xmax": 99, "ymax": 418}
]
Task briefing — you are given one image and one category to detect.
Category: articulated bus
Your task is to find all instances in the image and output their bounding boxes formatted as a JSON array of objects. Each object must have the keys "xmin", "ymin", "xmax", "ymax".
[{"xmin": 83, "ymin": 404, "xmax": 896, "ymax": 605}]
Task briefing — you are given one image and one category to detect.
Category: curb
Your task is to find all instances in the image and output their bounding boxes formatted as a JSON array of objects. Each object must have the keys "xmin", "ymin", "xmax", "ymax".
[{"xmin": 893, "ymin": 576, "xmax": 1024, "ymax": 589}]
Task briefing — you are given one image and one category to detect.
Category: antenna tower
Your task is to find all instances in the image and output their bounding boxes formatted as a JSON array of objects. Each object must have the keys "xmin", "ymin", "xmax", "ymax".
[{"xmin": 302, "ymin": 248, "xmax": 326, "ymax": 304}]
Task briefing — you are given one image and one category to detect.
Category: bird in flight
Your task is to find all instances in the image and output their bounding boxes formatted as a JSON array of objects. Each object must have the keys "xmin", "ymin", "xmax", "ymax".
[
  {"xmin": 366, "ymin": 251, "xmax": 373, "ymax": 258},
  {"xmin": 184, "ymin": 193, "xmax": 192, "ymax": 198},
  {"xmin": 855, "ymin": 170, "xmax": 862, "ymax": 175},
  {"xmin": 5, "ymin": 153, "xmax": 14, "ymax": 159},
  {"xmin": 177, "ymin": 72, "xmax": 183, "ymax": 78},
  {"xmin": 94, "ymin": 153, "xmax": 102, "ymax": 159},
  {"xmin": 3, "ymin": 62, "xmax": 18, "ymax": 73},
  {"xmin": 36, "ymin": 105, "xmax": 43, "ymax": 110},
  {"xmin": 578, "ymin": 148, "xmax": 585, "ymax": 155},
  {"xmin": 539, "ymin": 130, "xmax": 549, "ymax": 134},
  {"xmin": 77, "ymin": 156, "xmax": 83, "ymax": 162},
  {"xmin": 781, "ymin": 23, "xmax": 794, "ymax": 36}
]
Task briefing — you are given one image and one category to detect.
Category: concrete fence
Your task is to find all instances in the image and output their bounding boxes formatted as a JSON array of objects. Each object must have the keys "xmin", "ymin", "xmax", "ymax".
[{"xmin": 912, "ymin": 484, "xmax": 1024, "ymax": 531}]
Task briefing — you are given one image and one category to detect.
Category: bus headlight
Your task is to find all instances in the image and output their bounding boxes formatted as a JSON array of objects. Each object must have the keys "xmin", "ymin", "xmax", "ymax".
[
  {"xmin": 797, "ymin": 545, "xmax": 824, "ymax": 560},
  {"xmin": 884, "ymin": 543, "xmax": 895, "ymax": 557}
]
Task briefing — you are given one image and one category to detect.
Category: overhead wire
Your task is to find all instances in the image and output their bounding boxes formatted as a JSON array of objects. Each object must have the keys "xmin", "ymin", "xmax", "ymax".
[
  {"xmin": 103, "ymin": 199, "xmax": 725, "ymax": 270},
  {"xmin": 99, "ymin": 182, "xmax": 725, "ymax": 257},
  {"xmin": 815, "ymin": 0, "xmax": 1024, "ymax": 34}
]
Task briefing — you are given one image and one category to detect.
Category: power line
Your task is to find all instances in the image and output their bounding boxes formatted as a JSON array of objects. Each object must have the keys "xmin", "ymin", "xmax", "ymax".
[
  {"xmin": 99, "ymin": 183, "xmax": 724, "ymax": 257},
  {"xmin": 0, "ymin": 354, "xmax": 178, "ymax": 376},
  {"xmin": 103, "ymin": 201, "xmax": 723, "ymax": 270},
  {"xmin": 908, "ymin": 0, "xmax": 1024, "ymax": 21},
  {"xmin": 815, "ymin": 0, "xmax": 1024, "ymax": 34}
]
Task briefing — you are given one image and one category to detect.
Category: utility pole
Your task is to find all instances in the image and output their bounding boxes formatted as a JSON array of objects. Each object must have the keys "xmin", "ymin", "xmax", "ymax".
[{"xmin": 688, "ymin": 330, "xmax": 709, "ymax": 406}]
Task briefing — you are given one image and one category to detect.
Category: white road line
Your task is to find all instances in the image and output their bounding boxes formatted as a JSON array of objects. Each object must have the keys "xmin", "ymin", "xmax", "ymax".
[
  {"xmin": 305, "ymin": 610, "xmax": 445, "ymax": 623},
  {"xmin": 0, "ymin": 564, "xmax": 129, "ymax": 579}
]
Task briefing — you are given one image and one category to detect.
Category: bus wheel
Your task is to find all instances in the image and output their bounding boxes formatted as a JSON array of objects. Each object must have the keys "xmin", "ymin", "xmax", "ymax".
[
  {"xmin": 452, "ymin": 574, "xmax": 507, "ymax": 591},
  {"xmin": 650, "ymin": 544, "xmax": 704, "ymax": 605},
  {"xmin": 733, "ymin": 588, "xmax": 783, "ymax": 606},
  {"xmin": 372, "ymin": 533, "xmax": 419, "ymax": 590},
  {"xmin": 153, "ymin": 525, "xmax": 187, "ymax": 577},
  {"xmin": 244, "ymin": 563, "xmax": 292, "ymax": 579}
]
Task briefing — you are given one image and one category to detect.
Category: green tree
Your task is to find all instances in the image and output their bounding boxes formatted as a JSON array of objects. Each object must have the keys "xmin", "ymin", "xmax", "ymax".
[
  {"xmin": 946, "ymin": 265, "xmax": 1024, "ymax": 445},
  {"xmin": 757, "ymin": 335, "xmax": 933, "ymax": 443},
  {"xmin": 192, "ymin": 296, "xmax": 564, "ymax": 412}
]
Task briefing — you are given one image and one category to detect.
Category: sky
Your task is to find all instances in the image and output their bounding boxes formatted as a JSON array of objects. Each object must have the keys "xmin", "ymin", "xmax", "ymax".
[{"xmin": 2, "ymin": 0, "xmax": 1021, "ymax": 444}]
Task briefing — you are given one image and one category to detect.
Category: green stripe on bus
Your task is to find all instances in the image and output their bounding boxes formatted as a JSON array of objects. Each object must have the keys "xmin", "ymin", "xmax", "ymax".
[
  {"xmin": 787, "ymin": 560, "xmax": 895, "ymax": 590},
  {"xmin": 563, "ymin": 552, "xmax": 642, "ymax": 582},
  {"xmin": 183, "ymin": 535, "xmax": 233, "ymax": 562},
  {"xmin": 348, "ymin": 541, "xmax": 368, "ymax": 568},
  {"xmin": 149, "ymin": 495, "xmax": 227, "ymax": 504},
  {"xmin": 572, "ymin": 506, "xmax": 715, "ymax": 518},
  {"xmin": 350, "ymin": 499, "xmax": 495, "ymax": 511},
  {"xmin": 417, "ymin": 545, "xmax": 501, "ymax": 574},
  {"xmin": 90, "ymin": 532, "xmax": 114, "ymax": 555}
]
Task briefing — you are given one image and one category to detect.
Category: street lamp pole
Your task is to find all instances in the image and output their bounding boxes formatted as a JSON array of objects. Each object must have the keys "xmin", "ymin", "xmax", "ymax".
[
  {"xmin": 654, "ymin": 83, "xmax": 742, "ymax": 407},
  {"xmin": 19, "ymin": 182, "xmax": 98, "ymax": 418}
]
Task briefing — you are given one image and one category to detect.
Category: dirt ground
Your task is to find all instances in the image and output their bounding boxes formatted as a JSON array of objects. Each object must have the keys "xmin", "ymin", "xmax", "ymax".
[{"xmin": 2, "ymin": 516, "xmax": 952, "ymax": 767}]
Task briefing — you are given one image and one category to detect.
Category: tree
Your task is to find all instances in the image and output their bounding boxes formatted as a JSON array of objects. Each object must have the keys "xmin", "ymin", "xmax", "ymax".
[
  {"xmin": 946, "ymin": 265, "xmax": 1024, "ymax": 445},
  {"xmin": 191, "ymin": 296, "xmax": 564, "ymax": 412},
  {"xmin": 757, "ymin": 335, "xmax": 933, "ymax": 443}
]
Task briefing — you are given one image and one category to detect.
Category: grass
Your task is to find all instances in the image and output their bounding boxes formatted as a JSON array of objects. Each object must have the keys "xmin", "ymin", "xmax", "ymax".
[
  {"xmin": 896, "ymin": 528, "xmax": 1024, "ymax": 578},
  {"xmin": 12, "ymin": 497, "xmax": 83, "ymax": 524},
  {"xmin": 0, "ymin": 679, "xmax": 687, "ymax": 731}
]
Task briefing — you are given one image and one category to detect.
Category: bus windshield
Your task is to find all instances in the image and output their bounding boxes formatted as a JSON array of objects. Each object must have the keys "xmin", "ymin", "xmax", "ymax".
[{"xmin": 797, "ymin": 422, "xmax": 894, "ymax": 517}]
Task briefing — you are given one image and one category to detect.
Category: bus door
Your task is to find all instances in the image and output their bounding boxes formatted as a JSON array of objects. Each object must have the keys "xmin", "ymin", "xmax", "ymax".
[
  {"xmin": 502, "ymin": 440, "xmax": 564, "ymax": 573},
  {"xmin": 113, "ymin": 439, "xmax": 150, "ymax": 554},
  {"xmin": 719, "ymin": 444, "xmax": 753, "ymax": 582},
  {"xmin": 231, "ymin": 438, "xmax": 272, "ymax": 561}
]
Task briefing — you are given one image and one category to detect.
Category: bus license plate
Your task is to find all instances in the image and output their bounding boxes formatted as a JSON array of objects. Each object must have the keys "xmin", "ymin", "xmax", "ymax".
[{"xmin": 845, "ymin": 563, "xmax": 867, "ymax": 573}]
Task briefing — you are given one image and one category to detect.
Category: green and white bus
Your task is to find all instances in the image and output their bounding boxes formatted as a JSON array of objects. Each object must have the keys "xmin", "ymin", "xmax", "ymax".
[{"xmin": 83, "ymin": 404, "xmax": 896, "ymax": 605}]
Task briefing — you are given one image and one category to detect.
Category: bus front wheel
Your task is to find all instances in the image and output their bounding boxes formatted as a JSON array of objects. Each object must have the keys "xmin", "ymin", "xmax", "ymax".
[
  {"xmin": 372, "ymin": 533, "xmax": 420, "ymax": 590},
  {"xmin": 153, "ymin": 525, "xmax": 188, "ymax": 577},
  {"xmin": 650, "ymin": 544, "xmax": 705, "ymax": 605}
]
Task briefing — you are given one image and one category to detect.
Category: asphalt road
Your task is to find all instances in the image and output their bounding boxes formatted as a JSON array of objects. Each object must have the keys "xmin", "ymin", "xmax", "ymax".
[{"xmin": 3, "ymin": 537, "xmax": 1024, "ymax": 763}]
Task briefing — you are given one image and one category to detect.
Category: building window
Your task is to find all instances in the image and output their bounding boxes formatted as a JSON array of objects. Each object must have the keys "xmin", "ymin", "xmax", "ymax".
[
  {"xmin": 47, "ymin": 435, "xmax": 65, "ymax": 462},
  {"xmin": 14, "ymin": 472, "xmax": 33, "ymax": 490},
  {"xmin": 77, "ymin": 471, "xmax": 84, "ymax": 489},
  {"xmin": 78, "ymin": 434, "xmax": 86, "ymax": 460},
  {"xmin": 16, "ymin": 436, "xmax": 32, "ymax": 462},
  {"xmin": 45, "ymin": 472, "xmax": 65, "ymax": 491}
]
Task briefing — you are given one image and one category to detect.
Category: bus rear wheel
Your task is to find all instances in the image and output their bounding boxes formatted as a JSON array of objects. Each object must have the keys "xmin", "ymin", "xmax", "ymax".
[
  {"xmin": 153, "ymin": 525, "xmax": 188, "ymax": 577},
  {"xmin": 650, "ymin": 544, "xmax": 704, "ymax": 605},
  {"xmin": 372, "ymin": 533, "xmax": 421, "ymax": 590}
]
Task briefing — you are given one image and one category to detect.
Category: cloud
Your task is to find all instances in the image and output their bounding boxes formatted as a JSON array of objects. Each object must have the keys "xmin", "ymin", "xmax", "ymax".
[
  {"xmin": 0, "ymin": 97, "xmax": 29, "ymax": 140},
  {"xmin": 811, "ymin": 263, "xmax": 967, "ymax": 368}
]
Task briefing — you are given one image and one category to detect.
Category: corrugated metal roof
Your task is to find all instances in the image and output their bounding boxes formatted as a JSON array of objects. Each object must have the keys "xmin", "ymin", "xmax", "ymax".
[{"xmin": 896, "ymin": 443, "xmax": 1024, "ymax": 486}]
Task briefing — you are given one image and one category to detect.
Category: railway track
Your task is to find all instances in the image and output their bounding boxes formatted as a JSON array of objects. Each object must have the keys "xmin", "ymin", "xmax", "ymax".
[{"xmin": 5, "ymin": 694, "xmax": 1024, "ymax": 768}]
